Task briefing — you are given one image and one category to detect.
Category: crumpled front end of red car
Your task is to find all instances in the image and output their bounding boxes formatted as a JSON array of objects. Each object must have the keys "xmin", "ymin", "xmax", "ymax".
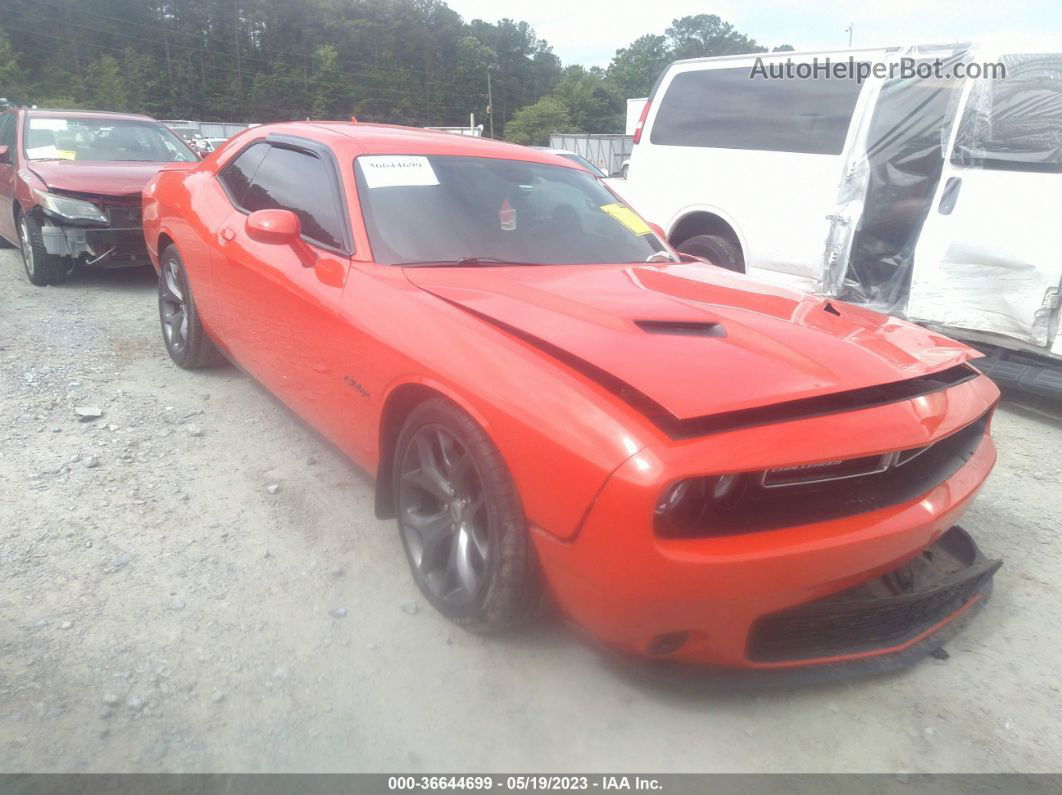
[{"xmin": 531, "ymin": 371, "xmax": 1001, "ymax": 674}]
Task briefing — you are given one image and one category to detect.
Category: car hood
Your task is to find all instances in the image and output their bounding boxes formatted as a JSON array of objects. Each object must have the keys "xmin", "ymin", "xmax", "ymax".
[
  {"xmin": 28, "ymin": 160, "xmax": 195, "ymax": 198},
  {"xmin": 405, "ymin": 262, "xmax": 981, "ymax": 422}
]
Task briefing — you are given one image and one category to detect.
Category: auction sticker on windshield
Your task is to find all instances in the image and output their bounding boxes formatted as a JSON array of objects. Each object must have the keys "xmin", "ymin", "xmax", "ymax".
[
  {"xmin": 360, "ymin": 155, "xmax": 440, "ymax": 188},
  {"xmin": 600, "ymin": 203, "xmax": 652, "ymax": 236}
]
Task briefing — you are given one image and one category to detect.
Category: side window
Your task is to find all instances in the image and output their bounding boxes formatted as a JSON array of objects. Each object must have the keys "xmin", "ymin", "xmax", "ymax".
[
  {"xmin": 952, "ymin": 53, "xmax": 1062, "ymax": 172},
  {"xmin": 650, "ymin": 66, "xmax": 865, "ymax": 155},
  {"xmin": 243, "ymin": 145, "xmax": 345, "ymax": 250},
  {"xmin": 219, "ymin": 142, "xmax": 269, "ymax": 207},
  {"xmin": 0, "ymin": 113, "xmax": 16, "ymax": 152}
]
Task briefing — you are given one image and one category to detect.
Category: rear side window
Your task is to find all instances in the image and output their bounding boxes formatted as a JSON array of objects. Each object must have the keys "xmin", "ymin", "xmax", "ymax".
[
  {"xmin": 219, "ymin": 142, "xmax": 269, "ymax": 206},
  {"xmin": 952, "ymin": 53, "xmax": 1062, "ymax": 173},
  {"xmin": 650, "ymin": 66, "xmax": 865, "ymax": 155},
  {"xmin": 240, "ymin": 145, "xmax": 346, "ymax": 251}
]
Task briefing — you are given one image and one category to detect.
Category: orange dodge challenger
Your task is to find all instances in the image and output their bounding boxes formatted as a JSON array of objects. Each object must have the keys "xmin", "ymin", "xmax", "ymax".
[{"xmin": 142, "ymin": 122, "xmax": 1001, "ymax": 675}]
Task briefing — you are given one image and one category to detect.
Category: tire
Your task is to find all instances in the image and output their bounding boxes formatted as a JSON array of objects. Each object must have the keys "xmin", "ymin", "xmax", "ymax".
[
  {"xmin": 676, "ymin": 233, "xmax": 744, "ymax": 273},
  {"xmin": 18, "ymin": 212, "xmax": 69, "ymax": 286},
  {"xmin": 157, "ymin": 243, "xmax": 222, "ymax": 369},
  {"xmin": 621, "ymin": 163, "xmax": 629, "ymax": 179},
  {"xmin": 393, "ymin": 397, "xmax": 544, "ymax": 633}
]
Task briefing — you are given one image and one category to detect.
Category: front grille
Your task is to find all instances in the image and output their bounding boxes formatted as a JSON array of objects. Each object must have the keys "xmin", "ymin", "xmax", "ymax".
[
  {"xmin": 762, "ymin": 452, "xmax": 890, "ymax": 487},
  {"xmin": 104, "ymin": 205, "xmax": 143, "ymax": 228},
  {"xmin": 666, "ymin": 410, "xmax": 990, "ymax": 537},
  {"xmin": 747, "ymin": 525, "xmax": 1000, "ymax": 662}
]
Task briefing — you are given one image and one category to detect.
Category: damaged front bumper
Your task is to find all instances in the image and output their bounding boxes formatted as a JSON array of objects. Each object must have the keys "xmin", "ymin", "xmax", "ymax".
[
  {"xmin": 603, "ymin": 526, "xmax": 1000, "ymax": 688},
  {"xmin": 36, "ymin": 208, "xmax": 149, "ymax": 269},
  {"xmin": 745, "ymin": 524, "xmax": 1000, "ymax": 667}
]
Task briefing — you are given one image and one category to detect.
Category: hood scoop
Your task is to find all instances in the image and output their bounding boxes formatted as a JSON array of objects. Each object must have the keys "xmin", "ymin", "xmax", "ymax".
[{"xmin": 634, "ymin": 320, "xmax": 726, "ymax": 338}]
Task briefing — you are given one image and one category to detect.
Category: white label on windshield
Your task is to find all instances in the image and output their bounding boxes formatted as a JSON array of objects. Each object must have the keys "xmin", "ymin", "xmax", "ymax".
[
  {"xmin": 360, "ymin": 155, "xmax": 439, "ymax": 188},
  {"xmin": 30, "ymin": 119, "xmax": 68, "ymax": 131},
  {"xmin": 26, "ymin": 146, "xmax": 61, "ymax": 159}
]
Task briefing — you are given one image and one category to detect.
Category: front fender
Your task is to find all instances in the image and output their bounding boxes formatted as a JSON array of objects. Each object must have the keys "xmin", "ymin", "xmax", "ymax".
[{"xmin": 350, "ymin": 272, "xmax": 662, "ymax": 541}]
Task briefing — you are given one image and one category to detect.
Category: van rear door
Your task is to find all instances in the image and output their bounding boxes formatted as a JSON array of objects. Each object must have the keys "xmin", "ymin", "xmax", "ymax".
[{"xmin": 908, "ymin": 50, "xmax": 1062, "ymax": 351}]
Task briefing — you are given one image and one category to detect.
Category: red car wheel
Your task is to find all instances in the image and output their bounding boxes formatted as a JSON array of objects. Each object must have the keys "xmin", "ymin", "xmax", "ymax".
[{"xmin": 394, "ymin": 398, "xmax": 543, "ymax": 633}]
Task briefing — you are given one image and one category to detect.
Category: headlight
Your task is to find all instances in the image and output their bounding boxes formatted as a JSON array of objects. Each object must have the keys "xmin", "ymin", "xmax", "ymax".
[
  {"xmin": 654, "ymin": 474, "xmax": 747, "ymax": 536},
  {"xmin": 32, "ymin": 189, "xmax": 109, "ymax": 224}
]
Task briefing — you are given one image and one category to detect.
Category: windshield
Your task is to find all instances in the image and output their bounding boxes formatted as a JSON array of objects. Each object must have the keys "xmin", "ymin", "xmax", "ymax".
[
  {"xmin": 24, "ymin": 117, "xmax": 198, "ymax": 162},
  {"xmin": 354, "ymin": 154, "xmax": 668, "ymax": 266}
]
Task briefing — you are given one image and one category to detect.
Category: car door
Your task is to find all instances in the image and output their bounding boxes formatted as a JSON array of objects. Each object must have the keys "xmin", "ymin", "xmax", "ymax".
[
  {"xmin": 0, "ymin": 111, "xmax": 19, "ymax": 244},
  {"xmin": 210, "ymin": 136, "xmax": 355, "ymax": 442},
  {"xmin": 908, "ymin": 50, "xmax": 1062, "ymax": 350}
]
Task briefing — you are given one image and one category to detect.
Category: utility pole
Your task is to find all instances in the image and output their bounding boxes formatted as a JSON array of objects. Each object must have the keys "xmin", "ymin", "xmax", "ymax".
[
  {"xmin": 845, "ymin": 23, "xmax": 854, "ymax": 48},
  {"xmin": 486, "ymin": 69, "xmax": 494, "ymax": 139}
]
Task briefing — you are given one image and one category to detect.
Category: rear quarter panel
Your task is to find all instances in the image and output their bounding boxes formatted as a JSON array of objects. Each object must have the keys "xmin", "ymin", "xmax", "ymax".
[{"xmin": 144, "ymin": 165, "xmax": 229, "ymax": 329}]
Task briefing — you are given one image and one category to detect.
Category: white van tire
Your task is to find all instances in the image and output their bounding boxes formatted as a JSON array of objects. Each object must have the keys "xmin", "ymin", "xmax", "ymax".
[{"xmin": 676, "ymin": 234, "xmax": 744, "ymax": 273}]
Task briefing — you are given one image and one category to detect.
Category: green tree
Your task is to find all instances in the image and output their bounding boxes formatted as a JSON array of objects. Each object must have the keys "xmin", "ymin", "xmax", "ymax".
[
  {"xmin": 310, "ymin": 44, "xmax": 345, "ymax": 119},
  {"xmin": 665, "ymin": 15, "xmax": 767, "ymax": 60},
  {"xmin": 0, "ymin": 0, "xmax": 784, "ymax": 128},
  {"xmin": 504, "ymin": 95, "xmax": 575, "ymax": 146},
  {"xmin": 445, "ymin": 35, "xmax": 497, "ymax": 127},
  {"xmin": 0, "ymin": 26, "xmax": 22, "ymax": 103},
  {"xmin": 469, "ymin": 18, "xmax": 561, "ymax": 135},
  {"xmin": 84, "ymin": 55, "xmax": 128, "ymax": 111},
  {"xmin": 551, "ymin": 65, "xmax": 624, "ymax": 133},
  {"xmin": 606, "ymin": 34, "xmax": 670, "ymax": 99},
  {"xmin": 121, "ymin": 48, "xmax": 168, "ymax": 116}
]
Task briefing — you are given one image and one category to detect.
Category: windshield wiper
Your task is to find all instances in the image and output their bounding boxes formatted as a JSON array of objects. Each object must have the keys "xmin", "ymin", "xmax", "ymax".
[{"xmin": 398, "ymin": 257, "xmax": 541, "ymax": 268}]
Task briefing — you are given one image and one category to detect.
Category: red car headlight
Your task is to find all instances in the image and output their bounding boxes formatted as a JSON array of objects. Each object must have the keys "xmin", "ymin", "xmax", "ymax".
[{"xmin": 654, "ymin": 474, "xmax": 746, "ymax": 535}]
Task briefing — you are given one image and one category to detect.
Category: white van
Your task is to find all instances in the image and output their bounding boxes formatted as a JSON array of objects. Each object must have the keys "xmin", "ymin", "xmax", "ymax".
[{"xmin": 622, "ymin": 43, "xmax": 1062, "ymax": 394}]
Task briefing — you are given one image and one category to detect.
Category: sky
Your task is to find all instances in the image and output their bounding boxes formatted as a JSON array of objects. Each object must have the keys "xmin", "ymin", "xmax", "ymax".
[{"xmin": 445, "ymin": 0, "xmax": 1062, "ymax": 68}]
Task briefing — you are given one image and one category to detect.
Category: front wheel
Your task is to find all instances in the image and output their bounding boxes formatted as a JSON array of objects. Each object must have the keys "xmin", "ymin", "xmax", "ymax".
[
  {"xmin": 158, "ymin": 244, "xmax": 222, "ymax": 369},
  {"xmin": 676, "ymin": 233, "xmax": 744, "ymax": 273},
  {"xmin": 394, "ymin": 398, "xmax": 543, "ymax": 633},
  {"xmin": 18, "ymin": 212, "xmax": 68, "ymax": 286}
]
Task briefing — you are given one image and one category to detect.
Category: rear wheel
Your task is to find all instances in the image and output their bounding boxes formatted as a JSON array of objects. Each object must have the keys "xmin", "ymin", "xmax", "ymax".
[
  {"xmin": 18, "ymin": 212, "xmax": 68, "ymax": 286},
  {"xmin": 394, "ymin": 398, "xmax": 543, "ymax": 633},
  {"xmin": 676, "ymin": 233, "xmax": 744, "ymax": 273},
  {"xmin": 158, "ymin": 244, "xmax": 222, "ymax": 369}
]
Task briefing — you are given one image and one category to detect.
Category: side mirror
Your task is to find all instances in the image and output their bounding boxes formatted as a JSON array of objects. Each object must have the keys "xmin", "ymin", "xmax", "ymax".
[
  {"xmin": 0, "ymin": 145, "xmax": 10, "ymax": 163},
  {"xmin": 245, "ymin": 208, "xmax": 325, "ymax": 273},
  {"xmin": 246, "ymin": 208, "xmax": 300, "ymax": 245}
]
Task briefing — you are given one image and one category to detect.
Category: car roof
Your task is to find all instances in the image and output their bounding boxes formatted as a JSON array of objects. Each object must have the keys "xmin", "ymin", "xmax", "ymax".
[
  {"xmin": 26, "ymin": 108, "xmax": 159, "ymax": 123},
  {"xmin": 248, "ymin": 121, "xmax": 584, "ymax": 168}
]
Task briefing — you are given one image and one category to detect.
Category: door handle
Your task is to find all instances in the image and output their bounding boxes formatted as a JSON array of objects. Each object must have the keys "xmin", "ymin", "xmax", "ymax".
[
  {"xmin": 219, "ymin": 227, "xmax": 235, "ymax": 242},
  {"xmin": 938, "ymin": 177, "xmax": 962, "ymax": 215}
]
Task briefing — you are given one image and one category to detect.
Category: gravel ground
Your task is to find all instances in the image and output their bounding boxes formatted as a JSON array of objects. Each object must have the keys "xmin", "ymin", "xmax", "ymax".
[{"xmin": 1, "ymin": 248, "xmax": 1061, "ymax": 773}]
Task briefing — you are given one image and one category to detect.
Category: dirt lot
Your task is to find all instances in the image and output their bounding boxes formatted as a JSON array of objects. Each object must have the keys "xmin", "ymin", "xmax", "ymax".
[{"xmin": 1, "ymin": 248, "xmax": 1061, "ymax": 773}]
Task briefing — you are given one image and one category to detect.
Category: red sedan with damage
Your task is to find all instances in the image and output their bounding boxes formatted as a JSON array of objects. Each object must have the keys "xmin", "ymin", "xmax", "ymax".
[
  {"xmin": 0, "ymin": 108, "xmax": 198, "ymax": 285},
  {"xmin": 142, "ymin": 121, "xmax": 1001, "ymax": 677}
]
